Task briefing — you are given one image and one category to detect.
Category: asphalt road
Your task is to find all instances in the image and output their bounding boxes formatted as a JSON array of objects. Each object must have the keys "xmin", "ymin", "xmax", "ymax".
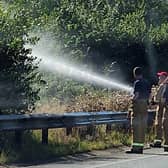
[{"xmin": 11, "ymin": 147, "xmax": 168, "ymax": 168}]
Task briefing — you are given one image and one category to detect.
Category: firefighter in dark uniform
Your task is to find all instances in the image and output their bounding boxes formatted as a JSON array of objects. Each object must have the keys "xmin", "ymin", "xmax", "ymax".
[{"xmin": 127, "ymin": 67, "xmax": 151, "ymax": 154}]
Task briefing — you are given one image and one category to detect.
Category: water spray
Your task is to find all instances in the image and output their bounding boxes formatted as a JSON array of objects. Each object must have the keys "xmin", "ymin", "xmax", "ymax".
[
  {"xmin": 39, "ymin": 56, "xmax": 132, "ymax": 92},
  {"xmin": 29, "ymin": 36, "xmax": 133, "ymax": 93},
  {"xmin": 31, "ymin": 53, "xmax": 132, "ymax": 93}
]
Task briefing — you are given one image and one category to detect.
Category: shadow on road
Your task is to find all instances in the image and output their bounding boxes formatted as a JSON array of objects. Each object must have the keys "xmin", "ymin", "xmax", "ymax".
[
  {"xmin": 11, "ymin": 150, "xmax": 129, "ymax": 167},
  {"xmin": 11, "ymin": 148, "xmax": 168, "ymax": 167}
]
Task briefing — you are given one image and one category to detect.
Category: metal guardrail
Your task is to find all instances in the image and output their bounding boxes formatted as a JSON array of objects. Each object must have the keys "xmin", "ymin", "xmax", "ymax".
[
  {"xmin": 0, "ymin": 111, "xmax": 128, "ymax": 131},
  {"xmin": 0, "ymin": 110, "xmax": 156, "ymax": 144}
]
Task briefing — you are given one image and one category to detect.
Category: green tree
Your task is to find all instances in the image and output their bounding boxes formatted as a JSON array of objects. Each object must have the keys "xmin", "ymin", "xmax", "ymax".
[
  {"xmin": 10, "ymin": 0, "xmax": 168, "ymax": 81},
  {"xmin": 0, "ymin": 3, "xmax": 41, "ymax": 113}
]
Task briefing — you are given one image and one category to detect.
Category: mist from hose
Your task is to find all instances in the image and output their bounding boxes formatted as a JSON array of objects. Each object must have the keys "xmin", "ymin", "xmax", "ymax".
[
  {"xmin": 30, "ymin": 36, "xmax": 133, "ymax": 93},
  {"xmin": 144, "ymin": 8, "xmax": 158, "ymax": 76}
]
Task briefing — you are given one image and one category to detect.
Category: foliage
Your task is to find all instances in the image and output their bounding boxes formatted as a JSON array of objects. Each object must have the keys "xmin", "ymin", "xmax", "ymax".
[
  {"xmin": 2, "ymin": 0, "xmax": 168, "ymax": 111},
  {"xmin": 0, "ymin": 3, "xmax": 41, "ymax": 113},
  {"xmin": 36, "ymin": 90, "xmax": 132, "ymax": 113},
  {"xmin": 10, "ymin": 0, "xmax": 168, "ymax": 80},
  {"xmin": 0, "ymin": 129, "xmax": 131, "ymax": 164},
  {"xmin": 39, "ymin": 73, "xmax": 93, "ymax": 102}
]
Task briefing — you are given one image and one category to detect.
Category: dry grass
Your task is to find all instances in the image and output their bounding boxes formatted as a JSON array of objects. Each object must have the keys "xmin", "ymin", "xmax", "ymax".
[
  {"xmin": 35, "ymin": 91, "xmax": 132, "ymax": 113},
  {"xmin": 71, "ymin": 91, "xmax": 132, "ymax": 112},
  {"xmin": 1, "ymin": 90, "xmax": 157, "ymax": 164},
  {"xmin": 35, "ymin": 98, "xmax": 68, "ymax": 114}
]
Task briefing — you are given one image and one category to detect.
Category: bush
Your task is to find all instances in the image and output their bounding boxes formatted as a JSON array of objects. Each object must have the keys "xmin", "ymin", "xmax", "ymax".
[{"xmin": 0, "ymin": 3, "xmax": 41, "ymax": 113}]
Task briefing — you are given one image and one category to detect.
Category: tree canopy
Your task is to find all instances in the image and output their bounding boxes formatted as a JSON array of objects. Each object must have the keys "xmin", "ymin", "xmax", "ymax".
[
  {"xmin": 0, "ymin": 2, "xmax": 41, "ymax": 113},
  {"xmin": 11, "ymin": 0, "xmax": 168, "ymax": 78},
  {"xmin": 1, "ymin": 0, "xmax": 168, "ymax": 108}
]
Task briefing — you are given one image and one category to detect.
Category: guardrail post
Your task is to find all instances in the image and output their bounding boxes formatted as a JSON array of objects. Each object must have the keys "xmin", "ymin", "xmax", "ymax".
[
  {"xmin": 15, "ymin": 130, "xmax": 23, "ymax": 148},
  {"xmin": 106, "ymin": 124, "xmax": 112, "ymax": 133},
  {"xmin": 66, "ymin": 127, "xmax": 73, "ymax": 136},
  {"xmin": 42, "ymin": 128, "xmax": 48, "ymax": 144},
  {"xmin": 87, "ymin": 125, "xmax": 96, "ymax": 137}
]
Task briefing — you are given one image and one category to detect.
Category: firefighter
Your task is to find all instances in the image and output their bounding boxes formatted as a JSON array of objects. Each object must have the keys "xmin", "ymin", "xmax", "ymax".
[
  {"xmin": 163, "ymin": 77, "xmax": 168, "ymax": 152},
  {"xmin": 151, "ymin": 72, "xmax": 168, "ymax": 152},
  {"xmin": 126, "ymin": 67, "xmax": 151, "ymax": 154}
]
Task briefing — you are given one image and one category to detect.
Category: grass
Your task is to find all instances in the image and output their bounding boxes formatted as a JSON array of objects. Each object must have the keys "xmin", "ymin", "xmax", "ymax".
[
  {"xmin": 0, "ymin": 128, "xmax": 155, "ymax": 164},
  {"xmin": 35, "ymin": 90, "xmax": 132, "ymax": 113},
  {"xmin": 0, "ymin": 90, "xmax": 156, "ymax": 164},
  {"xmin": 0, "ymin": 128, "xmax": 132, "ymax": 164}
]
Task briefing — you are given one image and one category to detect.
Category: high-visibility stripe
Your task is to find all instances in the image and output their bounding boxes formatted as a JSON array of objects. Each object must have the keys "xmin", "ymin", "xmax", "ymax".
[
  {"xmin": 154, "ymin": 139, "xmax": 162, "ymax": 143},
  {"xmin": 132, "ymin": 143, "xmax": 144, "ymax": 147},
  {"xmin": 163, "ymin": 145, "xmax": 168, "ymax": 147}
]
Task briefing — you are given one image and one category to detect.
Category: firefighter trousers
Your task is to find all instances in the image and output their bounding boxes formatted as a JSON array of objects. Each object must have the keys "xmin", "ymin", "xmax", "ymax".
[
  {"xmin": 132, "ymin": 99, "xmax": 148, "ymax": 148},
  {"xmin": 155, "ymin": 102, "xmax": 164, "ymax": 141},
  {"xmin": 155, "ymin": 103, "xmax": 168, "ymax": 146},
  {"xmin": 163, "ymin": 105, "xmax": 168, "ymax": 146}
]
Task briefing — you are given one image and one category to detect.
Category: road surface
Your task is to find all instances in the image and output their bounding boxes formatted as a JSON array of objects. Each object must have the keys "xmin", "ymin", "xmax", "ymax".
[{"xmin": 11, "ymin": 147, "xmax": 168, "ymax": 168}]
